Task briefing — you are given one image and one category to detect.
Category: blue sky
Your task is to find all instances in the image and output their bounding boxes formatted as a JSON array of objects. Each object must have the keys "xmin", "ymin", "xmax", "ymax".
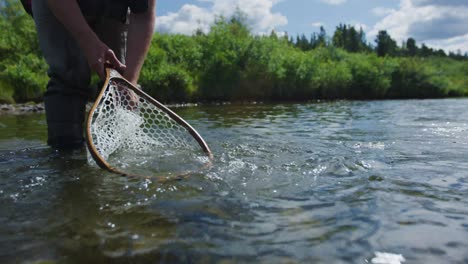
[{"xmin": 156, "ymin": 0, "xmax": 468, "ymax": 53}]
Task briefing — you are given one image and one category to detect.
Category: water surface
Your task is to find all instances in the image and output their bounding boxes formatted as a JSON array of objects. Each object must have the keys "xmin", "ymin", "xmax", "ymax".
[{"xmin": 1, "ymin": 99, "xmax": 467, "ymax": 263}]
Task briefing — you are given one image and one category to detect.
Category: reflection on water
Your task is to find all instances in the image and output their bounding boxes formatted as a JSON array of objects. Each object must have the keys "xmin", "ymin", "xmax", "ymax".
[{"xmin": 1, "ymin": 99, "xmax": 468, "ymax": 263}]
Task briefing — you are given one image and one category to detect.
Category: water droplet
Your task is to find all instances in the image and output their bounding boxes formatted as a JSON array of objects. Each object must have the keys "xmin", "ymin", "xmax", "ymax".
[{"xmin": 10, "ymin": 193, "xmax": 19, "ymax": 201}]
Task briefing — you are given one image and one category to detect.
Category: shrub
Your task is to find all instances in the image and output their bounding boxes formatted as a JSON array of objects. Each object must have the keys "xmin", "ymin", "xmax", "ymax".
[{"xmin": 140, "ymin": 63, "xmax": 196, "ymax": 103}]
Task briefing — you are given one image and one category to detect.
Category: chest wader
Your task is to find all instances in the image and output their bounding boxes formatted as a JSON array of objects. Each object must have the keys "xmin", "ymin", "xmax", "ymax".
[{"xmin": 32, "ymin": 0, "xmax": 149, "ymax": 150}]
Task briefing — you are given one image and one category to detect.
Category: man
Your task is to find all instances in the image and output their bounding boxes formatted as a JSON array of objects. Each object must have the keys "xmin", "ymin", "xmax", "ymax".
[{"xmin": 29, "ymin": 0, "xmax": 156, "ymax": 149}]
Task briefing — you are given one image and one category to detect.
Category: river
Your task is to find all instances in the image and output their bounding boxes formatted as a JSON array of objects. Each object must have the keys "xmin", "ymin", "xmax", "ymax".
[{"xmin": 1, "ymin": 99, "xmax": 467, "ymax": 263}]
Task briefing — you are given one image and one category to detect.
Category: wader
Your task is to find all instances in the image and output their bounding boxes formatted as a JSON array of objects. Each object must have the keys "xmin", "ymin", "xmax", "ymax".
[{"xmin": 31, "ymin": 0, "xmax": 135, "ymax": 149}]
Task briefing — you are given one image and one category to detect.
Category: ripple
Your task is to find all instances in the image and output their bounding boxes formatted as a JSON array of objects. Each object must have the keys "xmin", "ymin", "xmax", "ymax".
[{"xmin": 2, "ymin": 100, "xmax": 468, "ymax": 263}]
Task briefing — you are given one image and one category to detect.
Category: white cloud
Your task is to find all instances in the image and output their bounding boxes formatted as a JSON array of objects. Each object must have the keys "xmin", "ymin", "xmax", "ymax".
[
  {"xmin": 156, "ymin": 5, "xmax": 213, "ymax": 35},
  {"xmin": 319, "ymin": 0, "xmax": 347, "ymax": 5},
  {"xmin": 369, "ymin": 0, "xmax": 468, "ymax": 53},
  {"xmin": 352, "ymin": 23, "xmax": 368, "ymax": 32},
  {"xmin": 425, "ymin": 34, "xmax": 468, "ymax": 54},
  {"xmin": 411, "ymin": 0, "xmax": 467, "ymax": 7},
  {"xmin": 156, "ymin": 0, "xmax": 288, "ymax": 35},
  {"xmin": 311, "ymin": 22, "xmax": 324, "ymax": 28},
  {"xmin": 371, "ymin": 7, "xmax": 395, "ymax": 17}
]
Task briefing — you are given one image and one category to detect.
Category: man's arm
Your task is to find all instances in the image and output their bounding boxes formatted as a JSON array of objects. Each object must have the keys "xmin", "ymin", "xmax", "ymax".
[
  {"xmin": 124, "ymin": 0, "xmax": 156, "ymax": 85},
  {"xmin": 47, "ymin": 0, "xmax": 126, "ymax": 80}
]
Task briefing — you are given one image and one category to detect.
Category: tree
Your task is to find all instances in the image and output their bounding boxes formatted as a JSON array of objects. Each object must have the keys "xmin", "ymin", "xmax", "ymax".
[
  {"xmin": 332, "ymin": 24, "xmax": 346, "ymax": 49},
  {"xmin": 309, "ymin": 33, "xmax": 317, "ymax": 49},
  {"xmin": 332, "ymin": 24, "xmax": 369, "ymax": 53},
  {"xmin": 420, "ymin": 44, "xmax": 433, "ymax": 57},
  {"xmin": 406, "ymin": 37, "xmax": 418, "ymax": 56},
  {"xmin": 269, "ymin": 29, "xmax": 278, "ymax": 40},
  {"xmin": 375, "ymin": 30, "xmax": 397, "ymax": 57},
  {"xmin": 317, "ymin": 26, "xmax": 327, "ymax": 47},
  {"xmin": 435, "ymin": 49, "xmax": 446, "ymax": 57}
]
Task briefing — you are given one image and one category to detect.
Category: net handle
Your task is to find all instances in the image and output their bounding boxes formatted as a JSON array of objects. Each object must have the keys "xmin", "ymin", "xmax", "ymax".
[{"xmin": 86, "ymin": 68, "xmax": 213, "ymax": 177}]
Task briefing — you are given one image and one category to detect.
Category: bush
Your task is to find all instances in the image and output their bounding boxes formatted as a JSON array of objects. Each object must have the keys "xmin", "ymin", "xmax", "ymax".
[
  {"xmin": 0, "ymin": 0, "xmax": 47, "ymax": 103},
  {"xmin": 0, "ymin": 79, "xmax": 15, "ymax": 103},
  {"xmin": 346, "ymin": 53, "xmax": 394, "ymax": 99},
  {"xmin": 140, "ymin": 63, "xmax": 196, "ymax": 103},
  {"xmin": 1, "ymin": 54, "xmax": 47, "ymax": 102},
  {"xmin": 313, "ymin": 60, "xmax": 352, "ymax": 99},
  {"xmin": 389, "ymin": 58, "xmax": 448, "ymax": 98},
  {"xmin": 196, "ymin": 17, "xmax": 252, "ymax": 100},
  {"xmin": 1, "ymin": 3, "xmax": 467, "ymax": 103}
]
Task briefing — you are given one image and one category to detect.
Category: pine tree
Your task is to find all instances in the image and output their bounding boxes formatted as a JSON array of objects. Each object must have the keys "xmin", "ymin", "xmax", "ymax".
[{"xmin": 375, "ymin": 30, "xmax": 397, "ymax": 57}]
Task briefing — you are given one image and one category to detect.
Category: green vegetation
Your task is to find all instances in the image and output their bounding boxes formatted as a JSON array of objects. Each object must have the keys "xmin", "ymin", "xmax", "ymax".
[
  {"xmin": 0, "ymin": 0, "xmax": 47, "ymax": 103},
  {"xmin": 1, "ymin": 1, "xmax": 467, "ymax": 103}
]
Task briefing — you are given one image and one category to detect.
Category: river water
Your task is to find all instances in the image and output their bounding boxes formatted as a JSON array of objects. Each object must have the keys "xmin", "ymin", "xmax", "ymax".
[{"xmin": 0, "ymin": 99, "xmax": 467, "ymax": 263}]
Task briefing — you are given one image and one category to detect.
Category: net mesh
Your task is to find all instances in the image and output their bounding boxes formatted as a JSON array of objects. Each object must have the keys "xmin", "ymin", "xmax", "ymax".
[{"xmin": 87, "ymin": 78, "xmax": 210, "ymax": 176}]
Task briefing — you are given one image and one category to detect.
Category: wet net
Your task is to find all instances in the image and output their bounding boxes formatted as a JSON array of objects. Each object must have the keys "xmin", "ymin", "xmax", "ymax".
[{"xmin": 86, "ymin": 69, "xmax": 212, "ymax": 178}]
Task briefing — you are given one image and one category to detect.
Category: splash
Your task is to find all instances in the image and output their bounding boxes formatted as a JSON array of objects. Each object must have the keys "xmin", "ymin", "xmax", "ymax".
[{"xmin": 371, "ymin": 252, "xmax": 406, "ymax": 264}]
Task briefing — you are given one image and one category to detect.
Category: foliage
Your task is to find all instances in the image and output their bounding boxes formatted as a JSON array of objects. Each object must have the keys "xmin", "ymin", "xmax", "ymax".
[
  {"xmin": 345, "ymin": 53, "xmax": 395, "ymax": 99},
  {"xmin": 375, "ymin": 30, "xmax": 397, "ymax": 57},
  {"xmin": 405, "ymin": 38, "xmax": 418, "ymax": 57},
  {"xmin": 141, "ymin": 63, "xmax": 196, "ymax": 102},
  {"xmin": 140, "ymin": 35, "xmax": 199, "ymax": 102},
  {"xmin": 195, "ymin": 16, "xmax": 253, "ymax": 100},
  {"xmin": 388, "ymin": 57, "xmax": 468, "ymax": 98},
  {"xmin": 1, "ymin": 53, "xmax": 47, "ymax": 102},
  {"xmin": 0, "ymin": 0, "xmax": 47, "ymax": 103},
  {"xmin": 0, "ymin": 2, "xmax": 467, "ymax": 103},
  {"xmin": 332, "ymin": 24, "xmax": 371, "ymax": 53}
]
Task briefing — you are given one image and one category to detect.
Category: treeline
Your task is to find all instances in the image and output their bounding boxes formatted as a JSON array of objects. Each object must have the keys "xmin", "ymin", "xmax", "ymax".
[
  {"xmin": 1, "ymin": 1, "xmax": 468, "ymax": 104},
  {"xmin": 140, "ymin": 15, "xmax": 468, "ymax": 102},
  {"xmin": 291, "ymin": 24, "xmax": 468, "ymax": 60}
]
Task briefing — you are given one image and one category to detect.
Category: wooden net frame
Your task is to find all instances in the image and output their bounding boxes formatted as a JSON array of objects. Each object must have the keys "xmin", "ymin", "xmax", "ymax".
[{"xmin": 86, "ymin": 68, "xmax": 213, "ymax": 179}]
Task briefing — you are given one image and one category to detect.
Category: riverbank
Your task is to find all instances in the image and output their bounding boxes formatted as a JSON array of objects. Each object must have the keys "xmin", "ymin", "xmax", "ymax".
[
  {"xmin": 0, "ymin": 103, "xmax": 45, "ymax": 115},
  {"xmin": 0, "ymin": 101, "xmax": 213, "ymax": 115}
]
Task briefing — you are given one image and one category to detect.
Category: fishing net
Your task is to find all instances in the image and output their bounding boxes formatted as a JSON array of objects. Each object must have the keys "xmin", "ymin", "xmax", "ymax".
[{"xmin": 86, "ymin": 69, "xmax": 212, "ymax": 178}]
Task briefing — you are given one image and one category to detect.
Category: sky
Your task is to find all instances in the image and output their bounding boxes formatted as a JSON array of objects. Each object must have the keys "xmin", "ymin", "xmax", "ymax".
[{"xmin": 155, "ymin": 0, "xmax": 468, "ymax": 54}]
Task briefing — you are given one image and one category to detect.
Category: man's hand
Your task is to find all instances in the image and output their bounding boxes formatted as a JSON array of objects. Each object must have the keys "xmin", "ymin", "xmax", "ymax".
[
  {"xmin": 47, "ymin": 0, "xmax": 126, "ymax": 80},
  {"xmin": 81, "ymin": 39, "xmax": 126, "ymax": 80}
]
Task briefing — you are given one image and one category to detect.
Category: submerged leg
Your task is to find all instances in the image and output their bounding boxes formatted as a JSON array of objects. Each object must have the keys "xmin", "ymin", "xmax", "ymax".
[{"xmin": 32, "ymin": 0, "xmax": 92, "ymax": 149}]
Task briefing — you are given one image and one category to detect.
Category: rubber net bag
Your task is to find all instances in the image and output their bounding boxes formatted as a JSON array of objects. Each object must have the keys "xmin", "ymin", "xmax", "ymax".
[{"xmin": 86, "ymin": 69, "xmax": 212, "ymax": 178}]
